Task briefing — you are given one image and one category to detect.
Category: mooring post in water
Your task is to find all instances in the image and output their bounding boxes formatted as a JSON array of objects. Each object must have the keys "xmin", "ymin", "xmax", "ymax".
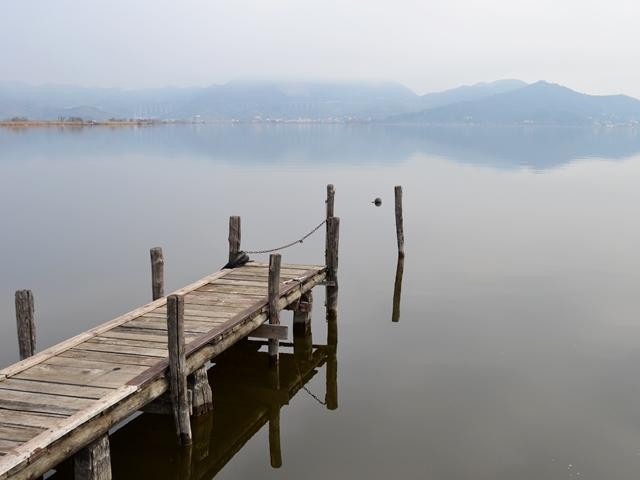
[
  {"xmin": 15, "ymin": 289, "xmax": 36, "ymax": 360},
  {"xmin": 395, "ymin": 185, "xmax": 405, "ymax": 256},
  {"xmin": 228, "ymin": 215, "xmax": 241, "ymax": 264},
  {"xmin": 269, "ymin": 408, "xmax": 283, "ymax": 468},
  {"xmin": 326, "ymin": 216, "xmax": 340, "ymax": 286},
  {"xmin": 326, "ymin": 184, "xmax": 335, "ymax": 219},
  {"xmin": 268, "ymin": 254, "xmax": 281, "ymax": 365},
  {"xmin": 74, "ymin": 435, "xmax": 112, "ymax": 480},
  {"xmin": 167, "ymin": 294, "xmax": 192, "ymax": 446},
  {"xmin": 150, "ymin": 247, "xmax": 165, "ymax": 301}
]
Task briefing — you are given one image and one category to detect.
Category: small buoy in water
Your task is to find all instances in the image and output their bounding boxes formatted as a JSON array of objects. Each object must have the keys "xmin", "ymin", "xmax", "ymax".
[{"xmin": 372, "ymin": 197, "xmax": 382, "ymax": 207}]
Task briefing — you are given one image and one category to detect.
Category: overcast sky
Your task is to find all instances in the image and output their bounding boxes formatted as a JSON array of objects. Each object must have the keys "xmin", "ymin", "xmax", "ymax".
[{"xmin": 1, "ymin": 0, "xmax": 639, "ymax": 96}]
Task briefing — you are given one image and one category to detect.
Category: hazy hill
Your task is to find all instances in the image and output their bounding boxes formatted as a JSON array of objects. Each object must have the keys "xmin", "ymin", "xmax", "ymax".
[
  {"xmin": 393, "ymin": 81, "xmax": 640, "ymax": 125},
  {"xmin": 0, "ymin": 79, "xmax": 533, "ymax": 121}
]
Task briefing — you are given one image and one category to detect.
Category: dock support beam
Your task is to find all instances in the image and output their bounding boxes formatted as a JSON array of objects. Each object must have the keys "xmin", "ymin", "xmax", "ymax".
[
  {"xmin": 74, "ymin": 434, "xmax": 112, "ymax": 480},
  {"xmin": 228, "ymin": 215, "xmax": 241, "ymax": 264},
  {"xmin": 167, "ymin": 294, "xmax": 193, "ymax": 446},
  {"xmin": 15, "ymin": 289, "xmax": 36, "ymax": 360},
  {"xmin": 326, "ymin": 217, "xmax": 340, "ymax": 286},
  {"xmin": 268, "ymin": 254, "xmax": 281, "ymax": 365},
  {"xmin": 150, "ymin": 247, "xmax": 165, "ymax": 300},
  {"xmin": 395, "ymin": 185, "xmax": 405, "ymax": 257}
]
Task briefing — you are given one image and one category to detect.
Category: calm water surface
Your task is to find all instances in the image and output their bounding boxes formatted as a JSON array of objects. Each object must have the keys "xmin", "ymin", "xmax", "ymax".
[{"xmin": 2, "ymin": 125, "xmax": 640, "ymax": 479}]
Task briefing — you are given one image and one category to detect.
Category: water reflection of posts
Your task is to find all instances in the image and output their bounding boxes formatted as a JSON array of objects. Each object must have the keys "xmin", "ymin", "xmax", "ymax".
[
  {"xmin": 326, "ymin": 314, "xmax": 338, "ymax": 410},
  {"xmin": 269, "ymin": 409, "xmax": 283, "ymax": 468},
  {"xmin": 392, "ymin": 254, "xmax": 405, "ymax": 323}
]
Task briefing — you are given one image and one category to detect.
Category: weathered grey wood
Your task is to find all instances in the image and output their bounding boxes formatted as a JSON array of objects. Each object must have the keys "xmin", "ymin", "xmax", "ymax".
[
  {"xmin": 73, "ymin": 434, "xmax": 111, "ymax": 480},
  {"xmin": 166, "ymin": 294, "xmax": 192, "ymax": 445},
  {"xmin": 188, "ymin": 366, "xmax": 213, "ymax": 416},
  {"xmin": 326, "ymin": 217, "xmax": 340, "ymax": 285},
  {"xmin": 269, "ymin": 409, "xmax": 282, "ymax": 468},
  {"xmin": 228, "ymin": 215, "xmax": 241, "ymax": 263},
  {"xmin": 14, "ymin": 290, "xmax": 35, "ymax": 360},
  {"xmin": 250, "ymin": 324, "xmax": 288, "ymax": 340},
  {"xmin": 150, "ymin": 247, "xmax": 165, "ymax": 301},
  {"xmin": 293, "ymin": 291, "xmax": 312, "ymax": 325},
  {"xmin": 395, "ymin": 185, "xmax": 405, "ymax": 256},
  {"xmin": 268, "ymin": 254, "xmax": 281, "ymax": 364},
  {"xmin": 392, "ymin": 254, "xmax": 405, "ymax": 323},
  {"xmin": 326, "ymin": 184, "xmax": 335, "ymax": 219}
]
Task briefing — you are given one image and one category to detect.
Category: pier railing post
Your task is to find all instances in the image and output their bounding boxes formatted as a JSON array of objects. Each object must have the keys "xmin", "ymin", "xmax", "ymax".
[
  {"xmin": 326, "ymin": 184, "xmax": 335, "ymax": 219},
  {"xmin": 228, "ymin": 215, "xmax": 241, "ymax": 264},
  {"xmin": 167, "ymin": 294, "xmax": 193, "ymax": 446},
  {"xmin": 326, "ymin": 217, "xmax": 340, "ymax": 286},
  {"xmin": 395, "ymin": 185, "xmax": 405, "ymax": 256},
  {"xmin": 150, "ymin": 247, "xmax": 165, "ymax": 300},
  {"xmin": 268, "ymin": 254, "xmax": 281, "ymax": 365},
  {"xmin": 15, "ymin": 289, "xmax": 36, "ymax": 360}
]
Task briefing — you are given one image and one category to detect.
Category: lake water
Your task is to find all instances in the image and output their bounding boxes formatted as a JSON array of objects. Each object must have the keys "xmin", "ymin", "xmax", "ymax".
[{"xmin": 2, "ymin": 125, "xmax": 640, "ymax": 479}]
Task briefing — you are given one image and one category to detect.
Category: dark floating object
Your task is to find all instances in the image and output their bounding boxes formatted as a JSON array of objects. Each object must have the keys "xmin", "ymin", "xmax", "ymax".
[{"xmin": 372, "ymin": 197, "xmax": 382, "ymax": 207}]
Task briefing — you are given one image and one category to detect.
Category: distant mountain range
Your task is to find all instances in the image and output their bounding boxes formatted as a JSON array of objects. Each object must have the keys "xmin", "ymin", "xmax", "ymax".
[{"xmin": 2, "ymin": 79, "xmax": 640, "ymax": 126}]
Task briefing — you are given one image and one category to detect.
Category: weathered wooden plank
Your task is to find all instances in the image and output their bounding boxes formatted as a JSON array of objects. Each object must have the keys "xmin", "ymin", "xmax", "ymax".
[
  {"xmin": 0, "ymin": 424, "xmax": 44, "ymax": 443},
  {"xmin": 0, "ymin": 410, "xmax": 65, "ymax": 430},
  {"xmin": 195, "ymin": 284, "xmax": 268, "ymax": 295},
  {"xmin": 0, "ymin": 379, "xmax": 112, "ymax": 400},
  {"xmin": 144, "ymin": 310, "xmax": 235, "ymax": 320},
  {"xmin": 0, "ymin": 439, "xmax": 21, "ymax": 455},
  {"xmin": 0, "ymin": 390, "xmax": 92, "ymax": 416},
  {"xmin": 15, "ymin": 363, "xmax": 146, "ymax": 389},
  {"xmin": 0, "ymin": 269, "xmax": 234, "ymax": 379},
  {"xmin": 156, "ymin": 304, "xmax": 246, "ymax": 316},
  {"xmin": 71, "ymin": 342, "xmax": 167, "ymax": 358},
  {"xmin": 120, "ymin": 318, "xmax": 212, "ymax": 334},
  {"xmin": 59, "ymin": 349, "xmax": 161, "ymax": 368},
  {"xmin": 183, "ymin": 295, "xmax": 257, "ymax": 308},
  {"xmin": 97, "ymin": 329, "xmax": 169, "ymax": 344},
  {"xmin": 85, "ymin": 336, "xmax": 169, "ymax": 351},
  {"xmin": 250, "ymin": 324, "xmax": 288, "ymax": 340}
]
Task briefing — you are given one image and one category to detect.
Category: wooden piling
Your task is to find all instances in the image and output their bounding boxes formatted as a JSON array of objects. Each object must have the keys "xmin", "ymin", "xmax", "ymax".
[
  {"xmin": 189, "ymin": 366, "xmax": 213, "ymax": 416},
  {"xmin": 326, "ymin": 307, "xmax": 338, "ymax": 411},
  {"xmin": 228, "ymin": 216, "xmax": 241, "ymax": 264},
  {"xmin": 150, "ymin": 247, "xmax": 164, "ymax": 301},
  {"xmin": 268, "ymin": 254, "xmax": 281, "ymax": 364},
  {"xmin": 14, "ymin": 289, "xmax": 36, "ymax": 360},
  {"xmin": 167, "ymin": 294, "xmax": 192, "ymax": 446},
  {"xmin": 395, "ymin": 185, "xmax": 405, "ymax": 256},
  {"xmin": 326, "ymin": 217, "xmax": 340, "ymax": 285},
  {"xmin": 74, "ymin": 434, "xmax": 112, "ymax": 480},
  {"xmin": 326, "ymin": 184, "xmax": 335, "ymax": 219},
  {"xmin": 293, "ymin": 291, "xmax": 313, "ymax": 362}
]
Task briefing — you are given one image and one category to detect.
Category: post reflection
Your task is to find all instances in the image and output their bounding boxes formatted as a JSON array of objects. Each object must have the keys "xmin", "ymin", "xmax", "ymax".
[{"xmin": 392, "ymin": 254, "xmax": 405, "ymax": 323}]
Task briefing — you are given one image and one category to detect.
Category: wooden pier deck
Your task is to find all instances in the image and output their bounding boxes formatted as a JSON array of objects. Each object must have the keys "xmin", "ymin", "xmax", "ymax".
[{"xmin": 0, "ymin": 261, "xmax": 326, "ymax": 480}]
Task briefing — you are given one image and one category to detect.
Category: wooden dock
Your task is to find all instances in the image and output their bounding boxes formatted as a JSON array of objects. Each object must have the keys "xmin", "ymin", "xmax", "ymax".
[
  {"xmin": 0, "ymin": 185, "xmax": 341, "ymax": 480},
  {"xmin": 0, "ymin": 262, "xmax": 327, "ymax": 479}
]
